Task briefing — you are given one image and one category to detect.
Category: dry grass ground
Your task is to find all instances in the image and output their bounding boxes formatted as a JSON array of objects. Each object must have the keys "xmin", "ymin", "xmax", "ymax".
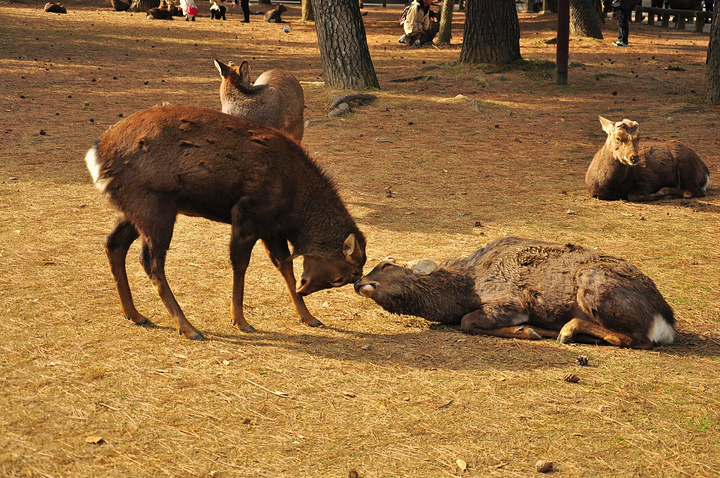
[{"xmin": 1, "ymin": 1, "xmax": 719, "ymax": 476}]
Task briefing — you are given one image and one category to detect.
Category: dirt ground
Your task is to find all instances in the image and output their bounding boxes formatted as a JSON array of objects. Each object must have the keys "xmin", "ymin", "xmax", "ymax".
[{"xmin": 1, "ymin": 1, "xmax": 719, "ymax": 476}]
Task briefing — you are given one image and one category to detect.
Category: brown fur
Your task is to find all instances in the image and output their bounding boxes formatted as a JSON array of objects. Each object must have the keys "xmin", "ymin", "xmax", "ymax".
[
  {"xmin": 109, "ymin": 0, "xmax": 130, "ymax": 11},
  {"xmin": 264, "ymin": 3, "xmax": 287, "ymax": 22},
  {"xmin": 86, "ymin": 106, "xmax": 366, "ymax": 340},
  {"xmin": 355, "ymin": 237, "xmax": 676, "ymax": 349},
  {"xmin": 586, "ymin": 116, "xmax": 710, "ymax": 202},
  {"xmin": 147, "ymin": 0, "xmax": 180, "ymax": 19},
  {"xmin": 215, "ymin": 59, "xmax": 304, "ymax": 143},
  {"xmin": 44, "ymin": 2, "xmax": 67, "ymax": 13}
]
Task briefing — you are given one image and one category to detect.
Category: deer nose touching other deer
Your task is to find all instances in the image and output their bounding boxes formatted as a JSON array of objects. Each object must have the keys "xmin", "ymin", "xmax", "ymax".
[
  {"xmin": 86, "ymin": 106, "xmax": 365, "ymax": 340},
  {"xmin": 586, "ymin": 116, "xmax": 709, "ymax": 202},
  {"xmin": 355, "ymin": 237, "xmax": 676, "ymax": 350}
]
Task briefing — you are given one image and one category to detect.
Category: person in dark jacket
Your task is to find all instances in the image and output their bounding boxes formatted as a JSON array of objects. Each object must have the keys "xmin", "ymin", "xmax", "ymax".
[{"xmin": 612, "ymin": 0, "xmax": 637, "ymax": 46}]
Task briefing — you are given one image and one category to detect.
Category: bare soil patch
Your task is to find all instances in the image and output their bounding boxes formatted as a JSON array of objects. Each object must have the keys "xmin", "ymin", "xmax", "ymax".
[{"xmin": 1, "ymin": 2, "xmax": 719, "ymax": 476}]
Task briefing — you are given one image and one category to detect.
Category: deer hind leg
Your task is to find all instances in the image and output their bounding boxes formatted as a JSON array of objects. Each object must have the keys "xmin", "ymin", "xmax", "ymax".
[
  {"xmin": 105, "ymin": 217, "xmax": 151, "ymax": 326},
  {"xmin": 557, "ymin": 318, "xmax": 652, "ymax": 349},
  {"xmin": 460, "ymin": 307, "xmax": 556, "ymax": 341},
  {"xmin": 261, "ymin": 237, "xmax": 323, "ymax": 327},
  {"xmin": 628, "ymin": 187, "xmax": 689, "ymax": 202},
  {"xmin": 135, "ymin": 206, "xmax": 204, "ymax": 340}
]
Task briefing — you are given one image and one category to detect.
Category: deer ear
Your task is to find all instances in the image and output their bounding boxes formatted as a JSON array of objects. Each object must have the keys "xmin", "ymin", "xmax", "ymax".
[
  {"xmin": 343, "ymin": 234, "xmax": 364, "ymax": 266},
  {"xmin": 408, "ymin": 259, "xmax": 437, "ymax": 275},
  {"xmin": 214, "ymin": 59, "xmax": 231, "ymax": 78},
  {"xmin": 239, "ymin": 61, "xmax": 251, "ymax": 85},
  {"xmin": 599, "ymin": 116, "xmax": 615, "ymax": 135}
]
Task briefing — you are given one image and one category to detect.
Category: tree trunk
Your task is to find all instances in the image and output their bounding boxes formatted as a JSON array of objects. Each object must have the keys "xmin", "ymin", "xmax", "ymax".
[
  {"xmin": 310, "ymin": 0, "xmax": 379, "ymax": 89},
  {"xmin": 570, "ymin": 0, "xmax": 604, "ymax": 38},
  {"xmin": 437, "ymin": 0, "xmax": 456, "ymax": 45},
  {"xmin": 129, "ymin": 0, "xmax": 159, "ymax": 12},
  {"xmin": 708, "ymin": 9, "xmax": 720, "ymax": 104},
  {"xmin": 302, "ymin": 0, "xmax": 314, "ymax": 21},
  {"xmin": 460, "ymin": 0, "xmax": 521, "ymax": 65}
]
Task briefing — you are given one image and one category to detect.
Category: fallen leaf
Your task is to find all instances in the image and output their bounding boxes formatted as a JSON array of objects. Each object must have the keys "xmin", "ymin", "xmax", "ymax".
[
  {"xmin": 456, "ymin": 458, "xmax": 467, "ymax": 472},
  {"xmin": 85, "ymin": 435, "xmax": 104, "ymax": 445}
]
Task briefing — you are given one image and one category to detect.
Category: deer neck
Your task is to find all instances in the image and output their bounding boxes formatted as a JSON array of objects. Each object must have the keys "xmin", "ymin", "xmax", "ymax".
[
  {"xmin": 388, "ymin": 270, "xmax": 478, "ymax": 324},
  {"xmin": 588, "ymin": 138, "xmax": 632, "ymax": 195}
]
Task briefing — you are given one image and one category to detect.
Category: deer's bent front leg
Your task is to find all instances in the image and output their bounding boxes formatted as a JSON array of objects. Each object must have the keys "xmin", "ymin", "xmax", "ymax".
[
  {"xmin": 229, "ymin": 207, "xmax": 259, "ymax": 333},
  {"xmin": 262, "ymin": 237, "xmax": 323, "ymax": 327},
  {"xmin": 460, "ymin": 303, "xmax": 553, "ymax": 340}
]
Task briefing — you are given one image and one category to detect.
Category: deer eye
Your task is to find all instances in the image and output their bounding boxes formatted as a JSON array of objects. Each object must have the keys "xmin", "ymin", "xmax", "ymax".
[
  {"xmin": 616, "ymin": 137, "xmax": 622, "ymax": 142},
  {"xmin": 381, "ymin": 262, "xmax": 393, "ymax": 270},
  {"xmin": 330, "ymin": 276, "xmax": 346, "ymax": 287}
]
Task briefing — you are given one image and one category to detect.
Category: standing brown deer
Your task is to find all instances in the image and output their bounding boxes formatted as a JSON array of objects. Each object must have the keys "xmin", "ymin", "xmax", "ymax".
[
  {"xmin": 586, "ymin": 116, "xmax": 709, "ymax": 202},
  {"xmin": 215, "ymin": 59, "xmax": 304, "ymax": 143},
  {"xmin": 86, "ymin": 106, "xmax": 365, "ymax": 340},
  {"xmin": 355, "ymin": 237, "xmax": 676, "ymax": 349}
]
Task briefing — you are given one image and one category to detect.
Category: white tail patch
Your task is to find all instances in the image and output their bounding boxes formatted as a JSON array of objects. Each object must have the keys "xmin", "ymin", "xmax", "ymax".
[
  {"xmin": 647, "ymin": 314, "xmax": 675, "ymax": 345},
  {"xmin": 702, "ymin": 174, "xmax": 710, "ymax": 192},
  {"xmin": 84, "ymin": 146, "xmax": 109, "ymax": 193}
]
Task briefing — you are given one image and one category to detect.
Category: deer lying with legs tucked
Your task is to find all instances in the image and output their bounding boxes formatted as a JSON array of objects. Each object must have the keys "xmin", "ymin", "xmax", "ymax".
[
  {"xmin": 355, "ymin": 237, "xmax": 675, "ymax": 349},
  {"xmin": 215, "ymin": 59, "xmax": 304, "ymax": 143},
  {"xmin": 86, "ymin": 106, "xmax": 365, "ymax": 340},
  {"xmin": 586, "ymin": 116, "xmax": 709, "ymax": 202}
]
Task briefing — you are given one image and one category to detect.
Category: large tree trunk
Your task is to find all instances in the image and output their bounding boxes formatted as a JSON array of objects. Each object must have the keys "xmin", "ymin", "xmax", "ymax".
[
  {"xmin": 459, "ymin": 0, "xmax": 521, "ymax": 65},
  {"xmin": 310, "ymin": 0, "xmax": 379, "ymax": 89},
  {"xmin": 708, "ymin": 9, "xmax": 720, "ymax": 104},
  {"xmin": 301, "ymin": 0, "xmax": 314, "ymax": 21},
  {"xmin": 436, "ymin": 0, "xmax": 456, "ymax": 45},
  {"xmin": 570, "ymin": 0, "xmax": 603, "ymax": 38}
]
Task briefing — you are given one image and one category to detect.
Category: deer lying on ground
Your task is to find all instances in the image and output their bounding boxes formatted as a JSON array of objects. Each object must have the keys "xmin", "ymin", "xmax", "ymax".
[
  {"xmin": 215, "ymin": 59, "xmax": 304, "ymax": 143},
  {"xmin": 147, "ymin": 0, "xmax": 181, "ymax": 19},
  {"xmin": 85, "ymin": 106, "xmax": 366, "ymax": 340},
  {"xmin": 44, "ymin": 2, "xmax": 67, "ymax": 13},
  {"xmin": 586, "ymin": 116, "xmax": 709, "ymax": 202},
  {"xmin": 355, "ymin": 237, "xmax": 676, "ymax": 349}
]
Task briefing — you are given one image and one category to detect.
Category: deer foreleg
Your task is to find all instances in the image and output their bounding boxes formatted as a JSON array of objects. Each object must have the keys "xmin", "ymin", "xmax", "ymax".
[
  {"xmin": 261, "ymin": 238, "xmax": 323, "ymax": 327},
  {"xmin": 557, "ymin": 318, "xmax": 652, "ymax": 349},
  {"xmin": 105, "ymin": 218, "xmax": 150, "ymax": 326},
  {"xmin": 460, "ymin": 308, "xmax": 554, "ymax": 340}
]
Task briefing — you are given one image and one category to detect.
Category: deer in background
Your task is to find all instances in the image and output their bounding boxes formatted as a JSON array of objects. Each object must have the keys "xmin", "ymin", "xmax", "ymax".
[
  {"xmin": 85, "ymin": 106, "xmax": 365, "ymax": 340},
  {"xmin": 355, "ymin": 237, "xmax": 676, "ymax": 349},
  {"xmin": 215, "ymin": 59, "xmax": 304, "ymax": 143},
  {"xmin": 586, "ymin": 116, "xmax": 709, "ymax": 202}
]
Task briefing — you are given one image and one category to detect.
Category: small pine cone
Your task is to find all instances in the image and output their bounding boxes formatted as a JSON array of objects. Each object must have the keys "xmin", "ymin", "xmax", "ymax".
[
  {"xmin": 563, "ymin": 372, "xmax": 580, "ymax": 383},
  {"xmin": 576, "ymin": 355, "xmax": 589, "ymax": 367},
  {"xmin": 535, "ymin": 460, "xmax": 553, "ymax": 473}
]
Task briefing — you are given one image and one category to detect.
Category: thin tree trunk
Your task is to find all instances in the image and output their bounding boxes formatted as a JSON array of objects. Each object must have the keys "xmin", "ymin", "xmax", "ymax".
[
  {"xmin": 437, "ymin": 0, "xmax": 456, "ymax": 45},
  {"xmin": 570, "ymin": 0, "xmax": 604, "ymax": 38},
  {"xmin": 460, "ymin": 0, "xmax": 521, "ymax": 65},
  {"xmin": 302, "ymin": 0, "xmax": 314, "ymax": 21},
  {"xmin": 311, "ymin": 0, "xmax": 379, "ymax": 89},
  {"xmin": 708, "ymin": 9, "xmax": 720, "ymax": 104}
]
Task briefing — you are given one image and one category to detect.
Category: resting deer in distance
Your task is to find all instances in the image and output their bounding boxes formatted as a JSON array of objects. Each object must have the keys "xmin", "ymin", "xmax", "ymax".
[
  {"xmin": 215, "ymin": 59, "xmax": 304, "ymax": 143},
  {"xmin": 86, "ymin": 106, "xmax": 365, "ymax": 340},
  {"xmin": 355, "ymin": 237, "xmax": 675, "ymax": 349},
  {"xmin": 586, "ymin": 116, "xmax": 709, "ymax": 202}
]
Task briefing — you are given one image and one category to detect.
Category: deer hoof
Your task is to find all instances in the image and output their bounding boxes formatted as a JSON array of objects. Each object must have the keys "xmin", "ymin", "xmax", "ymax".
[
  {"xmin": 556, "ymin": 331, "xmax": 572, "ymax": 344},
  {"xmin": 127, "ymin": 314, "xmax": 154, "ymax": 326},
  {"xmin": 183, "ymin": 330, "xmax": 205, "ymax": 340},
  {"xmin": 301, "ymin": 317, "xmax": 324, "ymax": 327},
  {"xmin": 241, "ymin": 324, "xmax": 256, "ymax": 333},
  {"xmin": 519, "ymin": 326, "xmax": 542, "ymax": 340}
]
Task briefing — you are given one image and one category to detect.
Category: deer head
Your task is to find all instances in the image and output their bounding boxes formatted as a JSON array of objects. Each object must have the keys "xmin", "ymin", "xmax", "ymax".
[{"xmin": 599, "ymin": 116, "xmax": 641, "ymax": 166}]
